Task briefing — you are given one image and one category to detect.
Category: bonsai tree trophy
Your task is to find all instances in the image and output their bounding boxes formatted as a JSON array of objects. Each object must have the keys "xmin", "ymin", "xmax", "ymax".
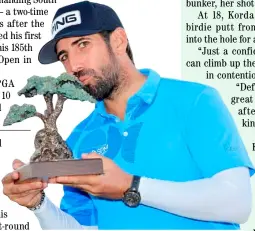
[{"xmin": 3, "ymin": 73, "xmax": 103, "ymax": 182}]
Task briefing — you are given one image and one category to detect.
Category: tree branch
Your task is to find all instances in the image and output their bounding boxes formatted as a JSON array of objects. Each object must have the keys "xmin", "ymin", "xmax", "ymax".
[
  {"xmin": 52, "ymin": 94, "xmax": 66, "ymax": 120},
  {"xmin": 44, "ymin": 94, "xmax": 54, "ymax": 117},
  {"xmin": 35, "ymin": 112, "xmax": 46, "ymax": 124}
]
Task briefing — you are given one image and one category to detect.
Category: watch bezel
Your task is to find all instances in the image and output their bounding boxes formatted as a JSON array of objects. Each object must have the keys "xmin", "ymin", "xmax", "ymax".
[{"xmin": 123, "ymin": 190, "xmax": 141, "ymax": 207}]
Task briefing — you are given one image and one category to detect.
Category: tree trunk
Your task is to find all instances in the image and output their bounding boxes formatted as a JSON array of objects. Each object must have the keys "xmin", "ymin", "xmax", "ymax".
[
  {"xmin": 30, "ymin": 122, "xmax": 73, "ymax": 162},
  {"xmin": 30, "ymin": 94, "xmax": 72, "ymax": 162},
  {"xmin": 44, "ymin": 94, "xmax": 54, "ymax": 117}
]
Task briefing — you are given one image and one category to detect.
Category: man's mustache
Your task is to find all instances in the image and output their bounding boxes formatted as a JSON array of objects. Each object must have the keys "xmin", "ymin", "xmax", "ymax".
[{"xmin": 74, "ymin": 69, "xmax": 97, "ymax": 79}]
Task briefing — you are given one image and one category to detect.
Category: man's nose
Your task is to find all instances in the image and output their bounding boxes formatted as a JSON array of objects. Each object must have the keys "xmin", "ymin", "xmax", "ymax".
[{"xmin": 68, "ymin": 54, "xmax": 84, "ymax": 75}]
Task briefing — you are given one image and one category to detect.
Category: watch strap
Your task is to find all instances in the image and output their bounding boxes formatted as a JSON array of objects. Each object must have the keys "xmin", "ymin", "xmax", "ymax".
[{"xmin": 130, "ymin": 175, "xmax": 140, "ymax": 192}]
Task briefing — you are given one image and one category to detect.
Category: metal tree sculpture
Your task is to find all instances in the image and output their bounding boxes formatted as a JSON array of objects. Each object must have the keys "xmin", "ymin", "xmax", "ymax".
[{"xmin": 3, "ymin": 73, "xmax": 95, "ymax": 162}]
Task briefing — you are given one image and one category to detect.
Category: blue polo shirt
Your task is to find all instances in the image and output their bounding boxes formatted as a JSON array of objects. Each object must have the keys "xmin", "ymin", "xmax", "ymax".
[{"xmin": 60, "ymin": 68, "xmax": 254, "ymax": 229}]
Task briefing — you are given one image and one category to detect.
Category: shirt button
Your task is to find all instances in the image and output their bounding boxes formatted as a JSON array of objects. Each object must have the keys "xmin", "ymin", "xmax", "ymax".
[
  {"xmin": 115, "ymin": 118, "xmax": 120, "ymax": 123},
  {"xmin": 123, "ymin": 131, "xmax": 128, "ymax": 137}
]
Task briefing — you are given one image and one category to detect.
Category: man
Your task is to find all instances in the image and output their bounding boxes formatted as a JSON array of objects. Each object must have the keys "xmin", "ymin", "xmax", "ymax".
[{"xmin": 2, "ymin": 1, "xmax": 255, "ymax": 230}]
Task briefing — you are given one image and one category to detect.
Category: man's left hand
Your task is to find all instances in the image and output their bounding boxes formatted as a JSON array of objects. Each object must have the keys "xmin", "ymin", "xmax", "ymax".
[{"xmin": 48, "ymin": 153, "xmax": 133, "ymax": 199}]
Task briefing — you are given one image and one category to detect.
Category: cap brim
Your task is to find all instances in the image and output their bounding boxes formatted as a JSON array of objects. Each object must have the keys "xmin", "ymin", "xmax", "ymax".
[{"xmin": 38, "ymin": 29, "xmax": 102, "ymax": 64}]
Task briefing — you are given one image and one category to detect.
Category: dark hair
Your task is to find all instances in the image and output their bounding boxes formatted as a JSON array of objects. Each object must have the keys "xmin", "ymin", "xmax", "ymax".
[{"xmin": 99, "ymin": 30, "xmax": 134, "ymax": 64}]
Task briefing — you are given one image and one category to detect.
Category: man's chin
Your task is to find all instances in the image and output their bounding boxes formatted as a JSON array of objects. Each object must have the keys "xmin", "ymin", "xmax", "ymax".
[{"xmin": 82, "ymin": 86, "xmax": 98, "ymax": 99}]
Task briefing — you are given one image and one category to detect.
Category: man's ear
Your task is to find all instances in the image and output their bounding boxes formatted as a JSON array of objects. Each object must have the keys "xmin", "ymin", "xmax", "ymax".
[{"xmin": 110, "ymin": 27, "xmax": 128, "ymax": 56}]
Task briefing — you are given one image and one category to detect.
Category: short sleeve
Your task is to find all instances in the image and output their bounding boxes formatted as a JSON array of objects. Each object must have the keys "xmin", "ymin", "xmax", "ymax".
[{"xmin": 186, "ymin": 86, "xmax": 255, "ymax": 178}]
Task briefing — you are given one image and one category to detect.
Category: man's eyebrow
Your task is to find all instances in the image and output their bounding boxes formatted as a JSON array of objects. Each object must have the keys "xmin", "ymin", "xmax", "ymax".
[
  {"xmin": 71, "ymin": 37, "xmax": 91, "ymax": 46},
  {"xmin": 56, "ymin": 37, "xmax": 92, "ymax": 60}
]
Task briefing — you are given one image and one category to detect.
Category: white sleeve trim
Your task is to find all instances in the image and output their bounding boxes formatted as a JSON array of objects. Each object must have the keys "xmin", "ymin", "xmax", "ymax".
[
  {"xmin": 33, "ymin": 195, "xmax": 98, "ymax": 230},
  {"xmin": 139, "ymin": 167, "xmax": 252, "ymax": 224}
]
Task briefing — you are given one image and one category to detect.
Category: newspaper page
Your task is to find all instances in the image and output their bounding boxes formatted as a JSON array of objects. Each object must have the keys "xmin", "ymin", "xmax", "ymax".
[
  {"xmin": 0, "ymin": 0, "xmax": 254, "ymax": 230},
  {"xmin": 183, "ymin": 1, "xmax": 255, "ymax": 229}
]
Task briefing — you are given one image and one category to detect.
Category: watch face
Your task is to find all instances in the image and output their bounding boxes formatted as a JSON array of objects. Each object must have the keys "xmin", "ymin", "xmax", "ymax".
[{"xmin": 124, "ymin": 191, "xmax": 141, "ymax": 207}]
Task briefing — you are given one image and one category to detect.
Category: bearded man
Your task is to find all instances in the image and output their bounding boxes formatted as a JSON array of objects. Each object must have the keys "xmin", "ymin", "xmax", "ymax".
[{"xmin": 2, "ymin": 1, "xmax": 254, "ymax": 230}]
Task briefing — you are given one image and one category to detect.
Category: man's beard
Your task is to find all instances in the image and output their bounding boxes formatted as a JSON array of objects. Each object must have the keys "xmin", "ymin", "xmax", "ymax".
[
  {"xmin": 83, "ymin": 65, "xmax": 119, "ymax": 101},
  {"xmin": 76, "ymin": 57, "xmax": 120, "ymax": 101}
]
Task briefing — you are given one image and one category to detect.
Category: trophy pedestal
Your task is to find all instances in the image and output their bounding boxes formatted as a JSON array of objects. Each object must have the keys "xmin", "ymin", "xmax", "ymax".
[{"xmin": 15, "ymin": 158, "xmax": 103, "ymax": 182}]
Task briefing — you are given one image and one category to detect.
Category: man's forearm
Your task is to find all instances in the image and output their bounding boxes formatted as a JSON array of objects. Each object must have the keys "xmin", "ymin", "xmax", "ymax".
[
  {"xmin": 139, "ymin": 167, "xmax": 252, "ymax": 224},
  {"xmin": 33, "ymin": 195, "xmax": 97, "ymax": 230}
]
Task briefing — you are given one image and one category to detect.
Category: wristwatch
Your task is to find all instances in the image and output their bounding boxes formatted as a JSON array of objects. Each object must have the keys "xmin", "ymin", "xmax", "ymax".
[
  {"xmin": 123, "ymin": 175, "xmax": 141, "ymax": 207},
  {"xmin": 28, "ymin": 190, "xmax": 45, "ymax": 211}
]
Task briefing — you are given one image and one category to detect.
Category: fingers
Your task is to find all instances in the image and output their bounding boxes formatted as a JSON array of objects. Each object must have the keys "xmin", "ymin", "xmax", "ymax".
[
  {"xmin": 49, "ymin": 174, "xmax": 100, "ymax": 186},
  {"xmin": 1, "ymin": 160, "xmax": 25, "ymax": 184},
  {"xmin": 48, "ymin": 177, "xmax": 57, "ymax": 184},
  {"xmin": 62, "ymin": 182, "xmax": 92, "ymax": 191},
  {"xmin": 2, "ymin": 172, "xmax": 15, "ymax": 184},
  {"xmin": 48, "ymin": 175, "xmax": 95, "ymax": 194},
  {"xmin": 3, "ymin": 180, "xmax": 45, "ymax": 196},
  {"xmin": 61, "ymin": 183, "xmax": 100, "ymax": 197},
  {"xmin": 1, "ymin": 160, "xmax": 48, "ymax": 208},
  {"xmin": 12, "ymin": 159, "xmax": 25, "ymax": 170},
  {"xmin": 13, "ymin": 181, "xmax": 45, "ymax": 194},
  {"xmin": 11, "ymin": 171, "xmax": 20, "ymax": 181},
  {"xmin": 82, "ymin": 152, "xmax": 101, "ymax": 159},
  {"xmin": 9, "ymin": 189, "xmax": 44, "ymax": 208},
  {"xmin": 10, "ymin": 188, "xmax": 43, "ymax": 199}
]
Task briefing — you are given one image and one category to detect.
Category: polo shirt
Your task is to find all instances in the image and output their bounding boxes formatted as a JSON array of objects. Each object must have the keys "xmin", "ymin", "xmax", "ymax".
[{"xmin": 60, "ymin": 68, "xmax": 255, "ymax": 229}]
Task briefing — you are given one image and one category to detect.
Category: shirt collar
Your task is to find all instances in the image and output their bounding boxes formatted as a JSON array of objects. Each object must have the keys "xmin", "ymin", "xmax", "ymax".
[
  {"xmin": 136, "ymin": 68, "xmax": 161, "ymax": 104},
  {"xmin": 95, "ymin": 68, "xmax": 161, "ymax": 117}
]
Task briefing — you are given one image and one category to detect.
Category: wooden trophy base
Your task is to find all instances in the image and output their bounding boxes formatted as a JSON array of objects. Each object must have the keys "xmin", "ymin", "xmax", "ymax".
[{"xmin": 15, "ymin": 158, "xmax": 103, "ymax": 182}]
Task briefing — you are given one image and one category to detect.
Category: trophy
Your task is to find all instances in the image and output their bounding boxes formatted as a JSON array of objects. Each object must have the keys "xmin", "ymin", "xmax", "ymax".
[{"xmin": 3, "ymin": 73, "xmax": 103, "ymax": 182}]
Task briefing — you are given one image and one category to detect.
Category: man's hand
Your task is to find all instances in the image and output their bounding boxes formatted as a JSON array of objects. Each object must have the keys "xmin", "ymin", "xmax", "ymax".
[
  {"xmin": 1, "ymin": 159, "xmax": 48, "ymax": 208},
  {"xmin": 49, "ymin": 153, "xmax": 133, "ymax": 199}
]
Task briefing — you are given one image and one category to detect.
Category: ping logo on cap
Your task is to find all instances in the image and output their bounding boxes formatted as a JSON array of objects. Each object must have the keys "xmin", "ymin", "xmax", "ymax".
[{"xmin": 51, "ymin": 10, "xmax": 81, "ymax": 38}]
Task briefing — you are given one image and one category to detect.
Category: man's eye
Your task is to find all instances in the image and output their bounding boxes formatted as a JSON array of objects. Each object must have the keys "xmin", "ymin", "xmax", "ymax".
[
  {"xmin": 60, "ymin": 54, "xmax": 67, "ymax": 62},
  {"xmin": 78, "ymin": 41, "xmax": 89, "ymax": 48}
]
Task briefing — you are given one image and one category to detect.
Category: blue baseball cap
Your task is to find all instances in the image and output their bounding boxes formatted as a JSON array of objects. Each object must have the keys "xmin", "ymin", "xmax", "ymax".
[{"xmin": 38, "ymin": 1, "xmax": 124, "ymax": 64}]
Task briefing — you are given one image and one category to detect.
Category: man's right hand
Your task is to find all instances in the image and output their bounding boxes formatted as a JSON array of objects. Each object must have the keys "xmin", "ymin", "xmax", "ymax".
[{"xmin": 1, "ymin": 159, "xmax": 48, "ymax": 209}]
